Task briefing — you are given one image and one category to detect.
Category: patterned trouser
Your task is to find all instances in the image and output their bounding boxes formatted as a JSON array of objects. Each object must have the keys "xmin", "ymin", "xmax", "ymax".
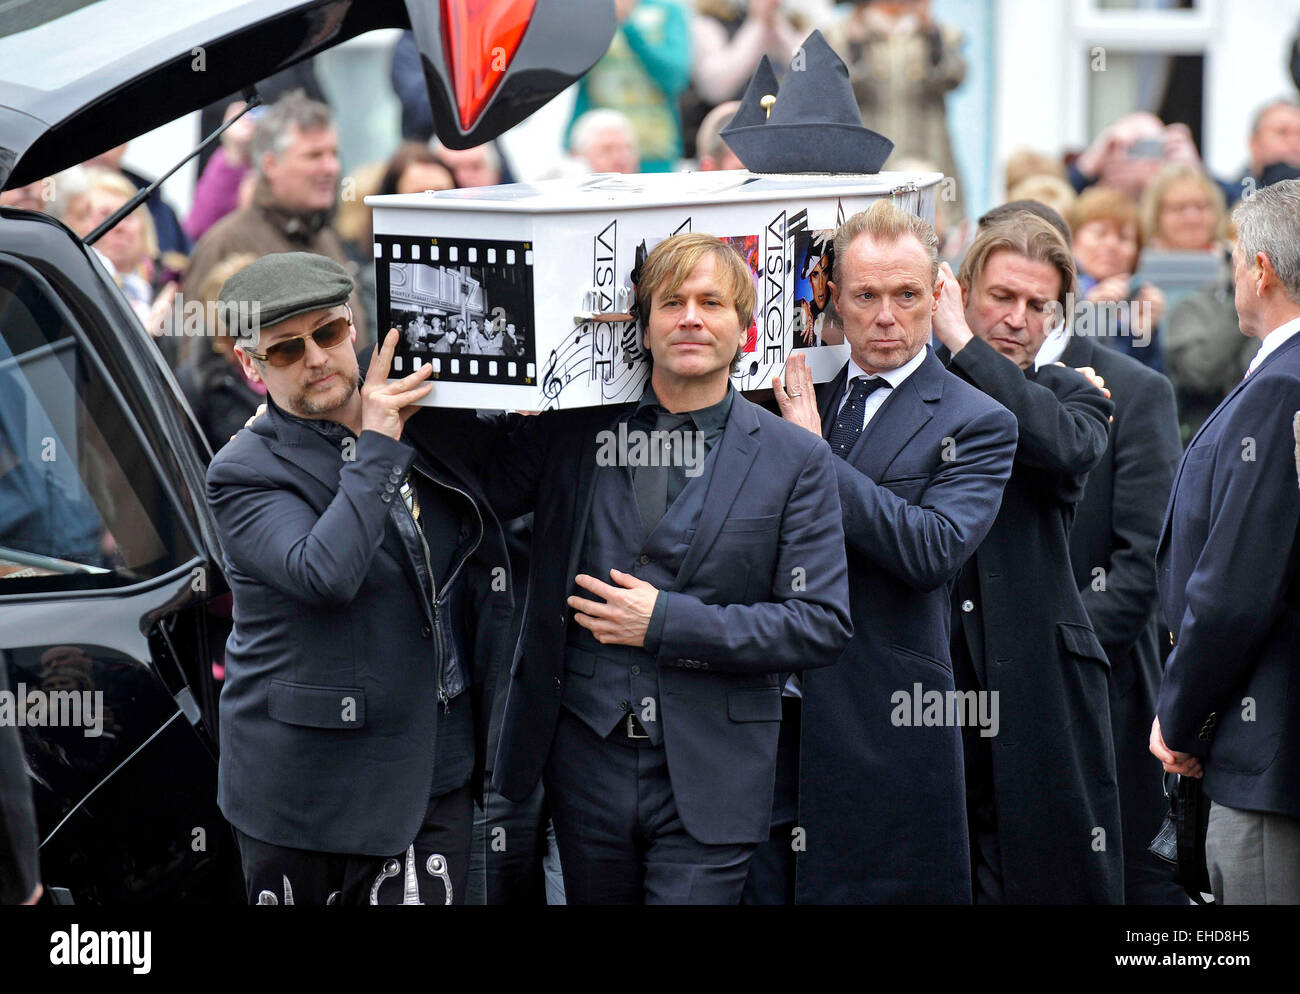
[{"xmin": 235, "ymin": 786, "xmax": 472, "ymax": 905}]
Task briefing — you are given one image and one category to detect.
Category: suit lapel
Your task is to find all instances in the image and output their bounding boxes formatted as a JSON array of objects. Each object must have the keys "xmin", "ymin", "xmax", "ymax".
[
  {"xmin": 265, "ymin": 405, "xmax": 347, "ymax": 507},
  {"xmin": 846, "ymin": 350, "xmax": 940, "ymax": 479},
  {"xmin": 672, "ymin": 397, "xmax": 761, "ymax": 590},
  {"xmin": 564, "ymin": 412, "xmax": 606, "ymax": 591},
  {"xmin": 817, "ymin": 363, "xmax": 849, "ymax": 440},
  {"xmin": 1158, "ymin": 332, "xmax": 1300, "ymax": 561},
  {"xmin": 1184, "ymin": 332, "xmax": 1300, "ymax": 452},
  {"xmin": 266, "ymin": 403, "xmax": 425, "ymax": 602}
]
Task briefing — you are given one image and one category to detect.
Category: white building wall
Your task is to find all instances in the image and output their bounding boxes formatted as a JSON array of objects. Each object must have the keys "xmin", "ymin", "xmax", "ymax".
[
  {"xmin": 1203, "ymin": 0, "xmax": 1299, "ymax": 179},
  {"xmin": 994, "ymin": 0, "xmax": 1300, "ymax": 199},
  {"xmin": 994, "ymin": 0, "xmax": 1072, "ymax": 200}
]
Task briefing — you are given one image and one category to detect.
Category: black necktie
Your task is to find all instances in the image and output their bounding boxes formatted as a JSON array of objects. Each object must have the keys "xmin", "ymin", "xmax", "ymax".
[
  {"xmin": 826, "ymin": 376, "xmax": 889, "ymax": 460},
  {"xmin": 634, "ymin": 409, "xmax": 692, "ymax": 533}
]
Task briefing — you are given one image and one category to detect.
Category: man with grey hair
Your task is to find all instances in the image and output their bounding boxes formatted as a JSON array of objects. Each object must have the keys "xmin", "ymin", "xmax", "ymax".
[
  {"xmin": 1151, "ymin": 179, "xmax": 1300, "ymax": 904},
  {"xmin": 1229, "ymin": 98, "xmax": 1300, "ymax": 204},
  {"xmin": 570, "ymin": 109, "xmax": 639, "ymax": 174},
  {"xmin": 46, "ymin": 166, "xmax": 93, "ymax": 234},
  {"xmin": 183, "ymin": 90, "xmax": 368, "ymax": 345}
]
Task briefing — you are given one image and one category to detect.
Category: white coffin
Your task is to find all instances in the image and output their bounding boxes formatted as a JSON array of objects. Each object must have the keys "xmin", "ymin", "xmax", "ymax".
[{"xmin": 368, "ymin": 169, "xmax": 942, "ymax": 410}]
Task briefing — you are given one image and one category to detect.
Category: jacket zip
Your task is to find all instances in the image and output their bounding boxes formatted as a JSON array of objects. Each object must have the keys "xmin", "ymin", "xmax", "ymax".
[
  {"xmin": 406, "ymin": 464, "xmax": 486, "ymax": 712},
  {"xmin": 404, "ymin": 504, "xmax": 447, "ymax": 712}
]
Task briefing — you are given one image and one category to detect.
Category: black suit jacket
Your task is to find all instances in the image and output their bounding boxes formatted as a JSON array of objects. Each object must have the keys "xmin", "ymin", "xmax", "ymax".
[
  {"xmin": 1157, "ymin": 329, "xmax": 1300, "ymax": 817},
  {"xmin": 943, "ymin": 335, "xmax": 1125, "ymax": 903},
  {"xmin": 482, "ymin": 393, "xmax": 853, "ymax": 845},
  {"xmin": 1062, "ymin": 336, "xmax": 1183, "ymax": 900},
  {"xmin": 207, "ymin": 403, "xmax": 514, "ymax": 855},
  {"xmin": 796, "ymin": 349, "xmax": 1018, "ymax": 903}
]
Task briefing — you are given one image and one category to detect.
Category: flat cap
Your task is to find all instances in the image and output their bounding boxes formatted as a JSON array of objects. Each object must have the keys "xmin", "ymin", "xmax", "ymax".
[{"xmin": 217, "ymin": 251, "xmax": 354, "ymax": 340}]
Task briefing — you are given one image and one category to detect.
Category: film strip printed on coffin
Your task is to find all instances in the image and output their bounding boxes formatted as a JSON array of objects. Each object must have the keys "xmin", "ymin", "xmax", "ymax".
[{"xmin": 374, "ymin": 234, "xmax": 538, "ymax": 385}]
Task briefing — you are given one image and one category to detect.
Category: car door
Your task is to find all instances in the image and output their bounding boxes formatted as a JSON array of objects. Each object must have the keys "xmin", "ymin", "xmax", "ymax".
[{"xmin": 0, "ymin": 210, "xmax": 238, "ymax": 902}]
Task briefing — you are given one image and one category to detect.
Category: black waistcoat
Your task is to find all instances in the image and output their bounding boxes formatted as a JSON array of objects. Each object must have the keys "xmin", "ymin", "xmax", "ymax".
[{"xmin": 562, "ymin": 447, "xmax": 720, "ymax": 744}]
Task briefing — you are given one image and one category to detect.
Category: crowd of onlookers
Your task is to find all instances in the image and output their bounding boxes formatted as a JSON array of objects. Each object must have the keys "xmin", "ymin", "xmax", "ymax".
[
  {"xmin": 1, "ymin": 1, "xmax": 1298, "ymax": 454},
  {"xmin": 995, "ymin": 99, "xmax": 1300, "ymax": 443}
]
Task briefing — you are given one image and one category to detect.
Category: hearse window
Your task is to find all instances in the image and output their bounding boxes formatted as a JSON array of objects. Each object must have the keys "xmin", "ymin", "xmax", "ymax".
[{"xmin": 0, "ymin": 264, "xmax": 194, "ymax": 590}]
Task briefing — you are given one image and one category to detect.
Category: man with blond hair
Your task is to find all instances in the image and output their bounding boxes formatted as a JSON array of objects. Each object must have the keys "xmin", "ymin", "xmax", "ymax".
[
  {"xmin": 758, "ymin": 200, "xmax": 1017, "ymax": 904},
  {"xmin": 479, "ymin": 232, "xmax": 852, "ymax": 904}
]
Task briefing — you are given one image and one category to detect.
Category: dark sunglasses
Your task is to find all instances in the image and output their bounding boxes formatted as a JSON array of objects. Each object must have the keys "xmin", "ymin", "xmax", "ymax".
[{"xmin": 244, "ymin": 306, "xmax": 352, "ymax": 367}]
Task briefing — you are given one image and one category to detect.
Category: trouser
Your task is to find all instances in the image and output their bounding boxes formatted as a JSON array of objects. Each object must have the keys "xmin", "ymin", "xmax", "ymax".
[
  {"xmin": 544, "ymin": 708, "xmax": 756, "ymax": 904},
  {"xmin": 467, "ymin": 776, "xmax": 556, "ymax": 905},
  {"xmin": 741, "ymin": 695, "xmax": 801, "ymax": 905},
  {"xmin": 1206, "ymin": 801, "xmax": 1300, "ymax": 904},
  {"xmin": 951, "ymin": 632, "xmax": 1003, "ymax": 904},
  {"xmin": 234, "ymin": 785, "xmax": 473, "ymax": 905}
]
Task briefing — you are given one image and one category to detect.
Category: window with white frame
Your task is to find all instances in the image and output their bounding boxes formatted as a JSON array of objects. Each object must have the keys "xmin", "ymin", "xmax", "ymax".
[{"xmin": 1066, "ymin": 0, "xmax": 1217, "ymax": 150}]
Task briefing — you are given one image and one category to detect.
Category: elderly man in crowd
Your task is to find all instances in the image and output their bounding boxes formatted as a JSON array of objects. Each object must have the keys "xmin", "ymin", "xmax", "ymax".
[
  {"xmin": 1229, "ymin": 98, "xmax": 1300, "ymax": 204},
  {"xmin": 755, "ymin": 200, "xmax": 1018, "ymax": 904},
  {"xmin": 207, "ymin": 253, "xmax": 514, "ymax": 904},
  {"xmin": 570, "ymin": 109, "xmax": 641, "ymax": 175},
  {"xmin": 1151, "ymin": 179, "xmax": 1300, "ymax": 904},
  {"xmin": 932, "ymin": 214, "xmax": 1124, "ymax": 904},
  {"xmin": 184, "ymin": 91, "xmax": 368, "ymax": 346}
]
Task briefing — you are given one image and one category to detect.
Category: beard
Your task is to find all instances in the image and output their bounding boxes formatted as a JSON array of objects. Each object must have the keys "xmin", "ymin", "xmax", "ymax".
[{"xmin": 289, "ymin": 370, "xmax": 357, "ymax": 417}]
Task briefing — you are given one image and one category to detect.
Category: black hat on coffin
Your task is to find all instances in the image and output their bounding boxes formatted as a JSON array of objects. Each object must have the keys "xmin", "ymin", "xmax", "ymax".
[{"xmin": 720, "ymin": 30, "xmax": 894, "ymax": 174}]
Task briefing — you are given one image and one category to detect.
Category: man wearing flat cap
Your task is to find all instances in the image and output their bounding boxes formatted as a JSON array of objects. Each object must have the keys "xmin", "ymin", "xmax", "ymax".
[{"xmin": 206, "ymin": 252, "xmax": 515, "ymax": 905}]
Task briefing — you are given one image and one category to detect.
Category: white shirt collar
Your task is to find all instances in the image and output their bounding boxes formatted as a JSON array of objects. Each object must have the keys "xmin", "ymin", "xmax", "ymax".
[
  {"xmin": 845, "ymin": 343, "xmax": 928, "ymax": 391},
  {"xmin": 1034, "ymin": 326, "xmax": 1071, "ymax": 371},
  {"xmin": 1246, "ymin": 314, "xmax": 1300, "ymax": 376}
]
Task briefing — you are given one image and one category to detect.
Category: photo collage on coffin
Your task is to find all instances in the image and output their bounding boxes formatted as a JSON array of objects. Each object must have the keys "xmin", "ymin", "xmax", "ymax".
[
  {"xmin": 792, "ymin": 223, "xmax": 842, "ymax": 348},
  {"xmin": 639, "ymin": 231, "xmax": 763, "ymax": 367},
  {"xmin": 374, "ymin": 234, "xmax": 537, "ymax": 386},
  {"xmin": 723, "ymin": 234, "xmax": 762, "ymax": 360},
  {"xmin": 636, "ymin": 205, "xmax": 849, "ymax": 393}
]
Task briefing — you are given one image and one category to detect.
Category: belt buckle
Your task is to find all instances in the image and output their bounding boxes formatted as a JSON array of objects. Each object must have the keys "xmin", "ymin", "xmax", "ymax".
[{"xmin": 625, "ymin": 713, "xmax": 649, "ymax": 740}]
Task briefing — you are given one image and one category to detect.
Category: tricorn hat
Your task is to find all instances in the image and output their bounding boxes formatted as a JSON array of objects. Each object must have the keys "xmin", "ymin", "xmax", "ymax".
[{"xmin": 720, "ymin": 31, "xmax": 894, "ymax": 174}]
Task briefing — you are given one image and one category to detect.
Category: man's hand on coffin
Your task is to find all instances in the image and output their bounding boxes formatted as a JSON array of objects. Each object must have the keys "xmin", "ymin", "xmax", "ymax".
[
  {"xmin": 773, "ymin": 353, "xmax": 822, "ymax": 437},
  {"xmin": 362, "ymin": 328, "xmax": 434, "ymax": 441}
]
